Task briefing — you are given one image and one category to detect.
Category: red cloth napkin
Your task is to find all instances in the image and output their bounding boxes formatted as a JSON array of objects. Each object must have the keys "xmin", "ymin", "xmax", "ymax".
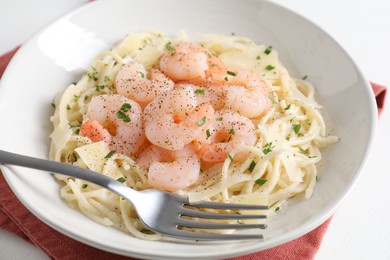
[{"xmin": 0, "ymin": 47, "xmax": 386, "ymax": 260}]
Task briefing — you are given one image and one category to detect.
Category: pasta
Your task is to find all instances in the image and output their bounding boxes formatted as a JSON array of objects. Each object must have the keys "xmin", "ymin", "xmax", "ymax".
[{"xmin": 49, "ymin": 30, "xmax": 338, "ymax": 239}]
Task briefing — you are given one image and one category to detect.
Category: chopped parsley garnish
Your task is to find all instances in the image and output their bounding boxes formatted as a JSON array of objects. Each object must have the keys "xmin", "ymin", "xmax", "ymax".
[
  {"xmin": 104, "ymin": 150, "xmax": 116, "ymax": 159},
  {"xmin": 165, "ymin": 42, "xmax": 175, "ymax": 52},
  {"xmin": 95, "ymin": 85, "xmax": 105, "ymax": 91},
  {"xmin": 265, "ymin": 65, "xmax": 275, "ymax": 71},
  {"xmin": 66, "ymin": 104, "xmax": 71, "ymax": 110},
  {"xmin": 139, "ymin": 71, "xmax": 145, "ymax": 78},
  {"xmin": 284, "ymin": 104, "xmax": 291, "ymax": 110},
  {"xmin": 285, "ymin": 135, "xmax": 290, "ymax": 141},
  {"xmin": 224, "ymin": 76, "xmax": 228, "ymax": 81},
  {"xmin": 50, "ymin": 102, "xmax": 56, "ymax": 108},
  {"xmin": 194, "ymin": 89, "xmax": 205, "ymax": 94},
  {"xmin": 68, "ymin": 122, "xmax": 81, "ymax": 129},
  {"xmin": 120, "ymin": 103, "xmax": 132, "ymax": 112},
  {"xmin": 197, "ymin": 116, "xmax": 208, "ymax": 126},
  {"xmin": 227, "ymin": 70, "xmax": 237, "ymax": 76},
  {"xmin": 248, "ymin": 160, "xmax": 256, "ymax": 172},
  {"xmin": 292, "ymin": 124, "xmax": 301, "ymax": 134},
  {"xmin": 116, "ymin": 111, "xmax": 131, "ymax": 123},
  {"xmin": 298, "ymin": 147, "xmax": 309, "ymax": 155},
  {"xmin": 275, "ymin": 206, "xmax": 280, "ymax": 212},
  {"xmin": 215, "ymin": 117, "xmax": 223, "ymax": 121},
  {"xmin": 262, "ymin": 142, "xmax": 273, "ymax": 154},
  {"xmin": 255, "ymin": 178, "xmax": 267, "ymax": 186},
  {"xmin": 228, "ymin": 128, "xmax": 235, "ymax": 135},
  {"xmin": 116, "ymin": 177, "xmax": 126, "ymax": 183},
  {"xmin": 302, "ymin": 75, "xmax": 308, "ymax": 80},
  {"xmin": 256, "ymin": 55, "xmax": 261, "ymax": 60},
  {"xmin": 116, "ymin": 103, "xmax": 132, "ymax": 123},
  {"xmin": 264, "ymin": 46, "xmax": 272, "ymax": 55},
  {"xmin": 81, "ymin": 184, "xmax": 88, "ymax": 189},
  {"xmin": 87, "ymin": 67, "xmax": 99, "ymax": 81},
  {"xmin": 84, "ymin": 95, "xmax": 89, "ymax": 101},
  {"xmin": 206, "ymin": 129, "xmax": 211, "ymax": 139},
  {"xmin": 104, "ymin": 75, "xmax": 110, "ymax": 82},
  {"xmin": 228, "ymin": 154, "xmax": 234, "ymax": 161}
]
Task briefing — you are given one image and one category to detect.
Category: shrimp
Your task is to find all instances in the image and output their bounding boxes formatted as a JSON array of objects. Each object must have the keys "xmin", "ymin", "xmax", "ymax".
[
  {"xmin": 159, "ymin": 42, "xmax": 225, "ymax": 82},
  {"xmin": 159, "ymin": 42, "xmax": 269, "ymax": 118},
  {"xmin": 116, "ymin": 61, "xmax": 174, "ymax": 107},
  {"xmin": 137, "ymin": 144, "xmax": 200, "ymax": 192},
  {"xmin": 143, "ymin": 85, "xmax": 215, "ymax": 151},
  {"xmin": 198, "ymin": 69, "xmax": 270, "ymax": 118},
  {"xmin": 175, "ymin": 83, "xmax": 226, "ymax": 110},
  {"xmin": 197, "ymin": 109, "xmax": 257, "ymax": 162},
  {"xmin": 80, "ymin": 94, "xmax": 145, "ymax": 156}
]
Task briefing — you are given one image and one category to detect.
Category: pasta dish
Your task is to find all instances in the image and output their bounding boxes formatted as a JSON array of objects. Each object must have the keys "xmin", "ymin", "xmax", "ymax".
[{"xmin": 49, "ymin": 30, "xmax": 338, "ymax": 240}]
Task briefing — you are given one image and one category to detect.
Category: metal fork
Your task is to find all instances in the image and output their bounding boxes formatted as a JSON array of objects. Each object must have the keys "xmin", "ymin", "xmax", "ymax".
[{"xmin": 0, "ymin": 150, "xmax": 267, "ymax": 240}]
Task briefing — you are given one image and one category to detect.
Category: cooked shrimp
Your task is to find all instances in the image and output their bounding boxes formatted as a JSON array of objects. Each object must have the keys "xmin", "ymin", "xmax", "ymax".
[
  {"xmin": 116, "ymin": 61, "xmax": 174, "ymax": 107},
  {"xmin": 159, "ymin": 42, "xmax": 225, "ymax": 82},
  {"xmin": 175, "ymin": 83, "xmax": 226, "ymax": 110},
  {"xmin": 137, "ymin": 144, "xmax": 200, "ymax": 192},
  {"xmin": 197, "ymin": 109, "xmax": 257, "ymax": 162},
  {"xmin": 143, "ymin": 85, "xmax": 215, "ymax": 151},
  {"xmin": 80, "ymin": 94, "xmax": 145, "ymax": 156},
  {"xmin": 197, "ymin": 68, "xmax": 271, "ymax": 118}
]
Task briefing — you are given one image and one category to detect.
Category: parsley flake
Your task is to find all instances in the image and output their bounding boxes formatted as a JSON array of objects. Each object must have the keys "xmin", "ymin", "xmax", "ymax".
[
  {"xmin": 117, "ymin": 111, "xmax": 131, "ymax": 123},
  {"xmin": 95, "ymin": 85, "xmax": 104, "ymax": 91},
  {"xmin": 197, "ymin": 116, "xmax": 208, "ymax": 126},
  {"xmin": 104, "ymin": 150, "xmax": 116, "ymax": 159},
  {"xmin": 120, "ymin": 103, "xmax": 132, "ymax": 112},
  {"xmin": 82, "ymin": 184, "xmax": 88, "ymax": 189},
  {"xmin": 227, "ymin": 71, "xmax": 237, "ymax": 76},
  {"xmin": 264, "ymin": 46, "xmax": 272, "ymax": 55},
  {"xmin": 265, "ymin": 65, "xmax": 275, "ymax": 71},
  {"xmin": 194, "ymin": 89, "xmax": 205, "ymax": 94},
  {"xmin": 165, "ymin": 42, "xmax": 175, "ymax": 52},
  {"xmin": 292, "ymin": 124, "xmax": 301, "ymax": 134},
  {"xmin": 262, "ymin": 142, "xmax": 273, "ymax": 154},
  {"xmin": 298, "ymin": 147, "xmax": 309, "ymax": 155},
  {"xmin": 248, "ymin": 160, "xmax": 256, "ymax": 172},
  {"xmin": 117, "ymin": 177, "xmax": 126, "ymax": 183},
  {"xmin": 255, "ymin": 178, "xmax": 267, "ymax": 186},
  {"xmin": 206, "ymin": 129, "xmax": 211, "ymax": 139}
]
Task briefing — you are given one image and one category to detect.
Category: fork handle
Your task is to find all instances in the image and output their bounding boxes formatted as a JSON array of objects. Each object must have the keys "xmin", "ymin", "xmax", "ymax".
[{"xmin": 0, "ymin": 149, "xmax": 141, "ymax": 201}]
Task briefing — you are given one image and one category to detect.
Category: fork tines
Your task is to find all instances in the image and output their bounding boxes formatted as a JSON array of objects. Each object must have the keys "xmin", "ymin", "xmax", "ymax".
[{"xmin": 178, "ymin": 200, "xmax": 268, "ymax": 235}]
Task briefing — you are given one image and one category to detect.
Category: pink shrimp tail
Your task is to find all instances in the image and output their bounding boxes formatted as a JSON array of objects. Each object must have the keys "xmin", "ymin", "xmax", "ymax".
[{"xmin": 80, "ymin": 119, "xmax": 110, "ymax": 143}]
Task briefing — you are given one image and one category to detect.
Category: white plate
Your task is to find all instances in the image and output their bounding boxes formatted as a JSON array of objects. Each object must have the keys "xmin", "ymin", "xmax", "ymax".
[{"xmin": 0, "ymin": 0, "xmax": 377, "ymax": 259}]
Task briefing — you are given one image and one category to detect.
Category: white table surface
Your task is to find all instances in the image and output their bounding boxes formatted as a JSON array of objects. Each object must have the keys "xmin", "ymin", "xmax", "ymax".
[{"xmin": 1, "ymin": 0, "xmax": 389, "ymax": 259}]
